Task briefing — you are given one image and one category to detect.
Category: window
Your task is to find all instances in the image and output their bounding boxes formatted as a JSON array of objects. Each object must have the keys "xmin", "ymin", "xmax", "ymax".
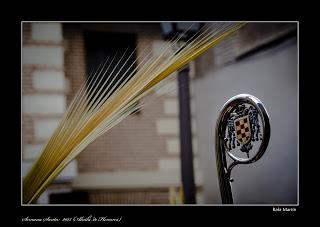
[{"xmin": 84, "ymin": 31, "xmax": 138, "ymax": 108}]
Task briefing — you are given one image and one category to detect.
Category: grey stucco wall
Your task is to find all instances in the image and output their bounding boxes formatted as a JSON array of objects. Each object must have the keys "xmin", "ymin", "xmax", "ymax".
[{"xmin": 193, "ymin": 37, "xmax": 297, "ymax": 204}]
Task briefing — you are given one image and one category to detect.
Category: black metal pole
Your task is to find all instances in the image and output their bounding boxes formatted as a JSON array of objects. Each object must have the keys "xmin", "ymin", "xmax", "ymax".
[
  {"xmin": 178, "ymin": 65, "xmax": 196, "ymax": 204},
  {"xmin": 215, "ymin": 134, "xmax": 234, "ymax": 204}
]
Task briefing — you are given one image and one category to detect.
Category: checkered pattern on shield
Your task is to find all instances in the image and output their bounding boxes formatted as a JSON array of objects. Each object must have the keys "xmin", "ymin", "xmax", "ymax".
[{"xmin": 234, "ymin": 116, "xmax": 251, "ymax": 144}]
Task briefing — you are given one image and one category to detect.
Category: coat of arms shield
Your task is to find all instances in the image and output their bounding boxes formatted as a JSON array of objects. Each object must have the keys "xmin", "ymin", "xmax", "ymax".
[{"xmin": 234, "ymin": 115, "xmax": 251, "ymax": 145}]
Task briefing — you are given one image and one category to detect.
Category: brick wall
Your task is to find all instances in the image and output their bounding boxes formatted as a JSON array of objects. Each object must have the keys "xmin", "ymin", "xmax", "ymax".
[
  {"xmin": 21, "ymin": 22, "xmax": 77, "ymax": 195},
  {"xmin": 22, "ymin": 22, "xmax": 77, "ymax": 191},
  {"xmin": 88, "ymin": 188, "xmax": 169, "ymax": 204},
  {"xmin": 23, "ymin": 22, "xmax": 202, "ymax": 204}
]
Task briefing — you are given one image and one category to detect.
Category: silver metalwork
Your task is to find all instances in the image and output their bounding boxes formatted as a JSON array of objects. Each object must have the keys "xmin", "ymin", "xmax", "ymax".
[{"xmin": 215, "ymin": 94, "xmax": 270, "ymax": 204}]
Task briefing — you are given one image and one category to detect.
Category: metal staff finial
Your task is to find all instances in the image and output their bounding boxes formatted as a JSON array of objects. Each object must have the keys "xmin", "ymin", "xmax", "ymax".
[{"xmin": 215, "ymin": 94, "xmax": 270, "ymax": 204}]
